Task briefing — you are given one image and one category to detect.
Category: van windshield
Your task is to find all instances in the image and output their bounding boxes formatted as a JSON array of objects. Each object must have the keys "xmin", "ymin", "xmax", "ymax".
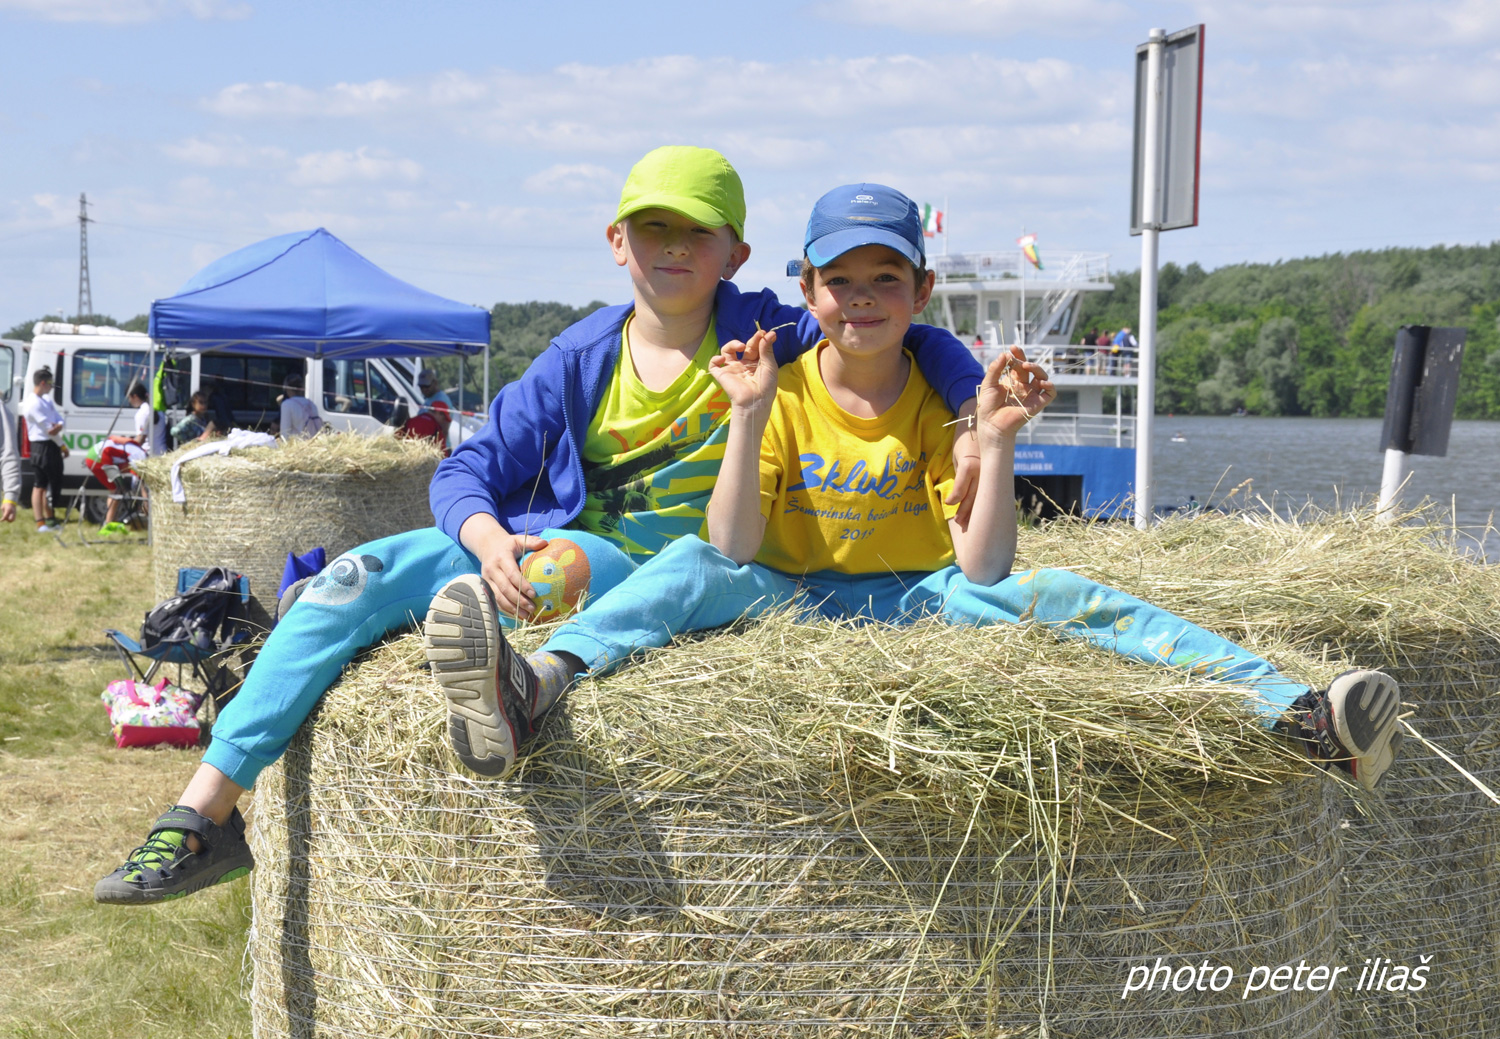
[{"xmin": 0, "ymin": 344, "xmax": 12, "ymax": 402}]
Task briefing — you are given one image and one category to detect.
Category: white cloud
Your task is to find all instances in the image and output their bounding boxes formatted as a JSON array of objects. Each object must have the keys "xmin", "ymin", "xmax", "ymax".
[
  {"xmin": 522, "ymin": 163, "xmax": 619, "ymax": 195},
  {"xmin": 0, "ymin": 0, "xmax": 250, "ymax": 23},
  {"xmin": 201, "ymin": 54, "xmax": 1122, "ymax": 173},
  {"xmin": 162, "ymin": 136, "xmax": 287, "ymax": 167},
  {"xmin": 204, "ymin": 79, "xmax": 410, "ymax": 118},
  {"xmin": 288, "ymin": 147, "xmax": 423, "ymax": 187},
  {"xmin": 1190, "ymin": 0, "xmax": 1500, "ymax": 49},
  {"xmin": 813, "ymin": 0, "xmax": 1129, "ymax": 36}
]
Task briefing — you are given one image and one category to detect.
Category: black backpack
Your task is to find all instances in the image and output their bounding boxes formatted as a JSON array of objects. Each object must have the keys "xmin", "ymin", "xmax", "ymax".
[{"xmin": 140, "ymin": 567, "xmax": 243, "ymax": 655}]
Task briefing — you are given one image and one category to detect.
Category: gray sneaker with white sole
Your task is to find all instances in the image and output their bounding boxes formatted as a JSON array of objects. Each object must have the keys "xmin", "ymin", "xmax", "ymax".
[{"xmin": 423, "ymin": 574, "xmax": 538, "ymax": 777}]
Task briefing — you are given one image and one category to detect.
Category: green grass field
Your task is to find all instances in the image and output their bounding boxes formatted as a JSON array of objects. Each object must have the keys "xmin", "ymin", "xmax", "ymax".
[{"xmin": 0, "ymin": 514, "xmax": 251, "ymax": 1039}]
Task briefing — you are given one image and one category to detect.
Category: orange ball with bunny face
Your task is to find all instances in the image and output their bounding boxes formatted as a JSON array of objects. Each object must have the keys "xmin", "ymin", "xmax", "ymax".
[{"xmin": 520, "ymin": 538, "xmax": 593, "ymax": 622}]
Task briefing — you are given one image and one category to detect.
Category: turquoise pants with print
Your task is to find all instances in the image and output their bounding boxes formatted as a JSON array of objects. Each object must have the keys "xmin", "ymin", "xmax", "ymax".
[
  {"xmin": 542, "ymin": 535, "xmax": 1309, "ymax": 724},
  {"xmin": 203, "ymin": 526, "xmax": 636, "ymax": 789}
]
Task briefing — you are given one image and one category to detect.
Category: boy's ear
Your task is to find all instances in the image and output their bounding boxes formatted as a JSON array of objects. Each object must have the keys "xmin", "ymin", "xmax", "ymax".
[
  {"xmin": 722, "ymin": 239, "xmax": 751, "ymax": 280},
  {"xmin": 606, "ymin": 222, "xmax": 628, "ymax": 268},
  {"xmin": 912, "ymin": 268, "xmax": 936, "ymax": 316},
  {"xmin": 799, "ymin": 271, "xmax": 817, "ymax": 309}
]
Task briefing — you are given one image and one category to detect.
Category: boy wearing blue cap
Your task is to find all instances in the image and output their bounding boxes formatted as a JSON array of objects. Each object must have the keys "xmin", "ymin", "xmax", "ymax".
[
  {"xmin": 96, "ymin": 150, "xmax": 986, "ymax": 904},
  {"xmin": 448, "ymin": 183, "xmax": 1404, "ymax": 796}
]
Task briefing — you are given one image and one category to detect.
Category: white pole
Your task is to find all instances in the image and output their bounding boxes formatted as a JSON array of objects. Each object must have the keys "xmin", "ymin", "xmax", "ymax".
[
  {"xmin": 482, "ymin": 343, "xmax": 490, "ymax": 420},
  {"xmin": 1134, "ymin": 27, "xmax": 1165, "ymax": 530},
  {"xmin": 457, "ymin": 354, "xmax": 465, "ymax": 445},
  {"xmin": 1377, "ymin": 447, "xmax": 1408, "ymax": 522}
]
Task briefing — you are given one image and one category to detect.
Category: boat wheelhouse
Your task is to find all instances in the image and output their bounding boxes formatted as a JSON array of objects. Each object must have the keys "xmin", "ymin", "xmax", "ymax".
[{"xmin": 929, "ymin": 248, "xmax": 1136, "ymax": 518}]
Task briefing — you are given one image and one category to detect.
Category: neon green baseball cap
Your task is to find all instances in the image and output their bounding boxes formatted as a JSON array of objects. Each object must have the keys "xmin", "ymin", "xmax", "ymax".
[{"xmin": 615, "ymin": 146, "xmax": 746, "ymax": 238}]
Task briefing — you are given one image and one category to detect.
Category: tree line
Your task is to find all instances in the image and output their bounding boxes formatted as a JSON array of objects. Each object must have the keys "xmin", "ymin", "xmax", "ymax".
[{"xmin": 1074, "ymin": 243, "xmax": 1500, "ymax": 419}]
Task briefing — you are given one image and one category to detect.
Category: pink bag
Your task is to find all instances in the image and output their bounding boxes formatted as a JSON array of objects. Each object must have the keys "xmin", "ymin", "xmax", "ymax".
[{"xmin": 100, "ymin": 678, "xmax": 203, "ymax": 749}]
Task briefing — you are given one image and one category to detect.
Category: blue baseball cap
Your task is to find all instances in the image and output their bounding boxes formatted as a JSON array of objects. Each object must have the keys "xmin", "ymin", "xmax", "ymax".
[{"xmin": 803, "ymin": 183, "xmax": 926, "ymax": 270}]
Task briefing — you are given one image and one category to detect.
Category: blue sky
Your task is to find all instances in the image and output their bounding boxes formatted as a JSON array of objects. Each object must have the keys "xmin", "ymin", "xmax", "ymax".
[{"xmin": 1, "ymin": 0, "xmax": 1496, "ymax": 329}]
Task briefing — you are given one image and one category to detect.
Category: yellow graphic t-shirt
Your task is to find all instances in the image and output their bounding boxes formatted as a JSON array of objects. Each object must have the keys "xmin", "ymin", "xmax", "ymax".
[
  {"xmin": 575, "ymin": 316, "xmax": 729, "ymax": 558},
  {"xmin": 756, "ymin": 343, "xmax": 960, "ymax": 575}
]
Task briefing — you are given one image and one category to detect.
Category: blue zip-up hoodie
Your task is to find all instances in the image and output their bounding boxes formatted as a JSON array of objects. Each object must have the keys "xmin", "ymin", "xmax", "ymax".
[{"xmin": 430, "ymin": 281, "xmax": 983, "ymax": 545}]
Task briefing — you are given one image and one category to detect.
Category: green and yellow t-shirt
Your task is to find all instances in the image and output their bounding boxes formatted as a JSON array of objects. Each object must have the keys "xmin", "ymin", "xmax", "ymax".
[
  {"xmin": 756, "ymin": 343, "xmax": 960, "ymax": 575},
  {"xmin": 574, "ymin": 316, "xmax": 730, "ymax": 558}
]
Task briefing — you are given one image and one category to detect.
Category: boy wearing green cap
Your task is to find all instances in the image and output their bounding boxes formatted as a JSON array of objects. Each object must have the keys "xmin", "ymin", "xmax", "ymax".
[{"xmin": 96, "ymin": 147, "xmax": 986, "ymax": 904}]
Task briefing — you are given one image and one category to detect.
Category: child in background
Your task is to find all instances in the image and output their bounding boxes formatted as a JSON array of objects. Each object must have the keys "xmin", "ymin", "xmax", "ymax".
[
  {"xmin": 440, "ymin": 183, "xmax": 1405, "ymax": 794},
  {"xmin": 96, "ymin": 147, "xmax": 986, "ymax": 905}
]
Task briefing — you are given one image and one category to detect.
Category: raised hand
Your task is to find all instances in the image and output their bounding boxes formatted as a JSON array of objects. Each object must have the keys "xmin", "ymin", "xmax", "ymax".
[
  {"xmin": 708, "ymin": 328, "xmax": 779, "ymax": 413},
  {"xmin": 977, "ymin": 345, "xmax": 1056, "ymax": 441}
]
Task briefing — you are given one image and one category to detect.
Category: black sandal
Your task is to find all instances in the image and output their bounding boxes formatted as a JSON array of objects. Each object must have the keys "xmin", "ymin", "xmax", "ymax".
[{"xmin": 94, "ymin": 805, "xmax": 254, "ymax": 905}]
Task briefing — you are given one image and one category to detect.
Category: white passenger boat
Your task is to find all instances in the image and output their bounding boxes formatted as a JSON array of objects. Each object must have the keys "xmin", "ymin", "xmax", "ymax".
[{"xmin": 929, "ymin": 247, "xmax": 1135, "ymax": 518}]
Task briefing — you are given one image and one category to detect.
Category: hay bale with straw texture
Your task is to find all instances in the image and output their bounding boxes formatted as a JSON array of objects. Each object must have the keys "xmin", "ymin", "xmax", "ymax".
[
  {"xmin": 1016, "ymin": 506, "xmax": 1500, "ymax": 1038},
  {"xmin": 250, "ymin": 615, "xmax": 1346, "ymax": 1039},
  {"xmin": 138, "ymin": 434, "xmax": 442, "ymax": 629}
]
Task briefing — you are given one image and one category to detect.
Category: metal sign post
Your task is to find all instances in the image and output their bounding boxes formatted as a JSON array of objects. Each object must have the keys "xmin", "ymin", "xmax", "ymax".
[{"xmin": 1131, "ymin": 24, "xmax": 1204, "ymax": 528}]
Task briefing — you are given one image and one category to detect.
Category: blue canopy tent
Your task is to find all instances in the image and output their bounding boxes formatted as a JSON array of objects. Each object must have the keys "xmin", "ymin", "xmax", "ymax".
[{"xmin": 149, "ymin": 227, "xmax": 492, "ymax": 418}]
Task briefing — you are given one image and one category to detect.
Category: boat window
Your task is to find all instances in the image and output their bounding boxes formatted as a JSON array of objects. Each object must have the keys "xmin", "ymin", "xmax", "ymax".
[
  {"xmin": 1049, "ymin": 390, "xmax": 1079, "ymax": 415},
  {"xmin": 71, "ymin": 350, "xmax": 151, "ymax": 408}
]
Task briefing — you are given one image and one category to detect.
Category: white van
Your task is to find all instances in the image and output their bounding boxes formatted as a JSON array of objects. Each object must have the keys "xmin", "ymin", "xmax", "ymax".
[{"xmin": 21, "ymin": 322, "xmax": 452, "ymax": 515}]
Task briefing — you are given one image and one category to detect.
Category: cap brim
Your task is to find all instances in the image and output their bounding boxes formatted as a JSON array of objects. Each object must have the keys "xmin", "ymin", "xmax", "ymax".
[
  {"xmin": 806, "ymin": 227, "xmax": 924, "ymax": 268},
  {"xmin": 615, "ymin": 193, "xmax": 740, "ymax": 236}
]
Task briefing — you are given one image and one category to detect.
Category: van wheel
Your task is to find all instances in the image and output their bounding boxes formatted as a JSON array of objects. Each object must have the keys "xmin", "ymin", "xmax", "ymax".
[{"xmin": 81, "ymin": 493, "xmax": 108, "ymax": 525}]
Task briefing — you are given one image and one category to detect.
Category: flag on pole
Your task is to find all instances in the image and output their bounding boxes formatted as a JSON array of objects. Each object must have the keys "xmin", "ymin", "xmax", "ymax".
[
  {"xmin": 1017, "ymin": 232, "xmax": 1043, "ymax": 270},
  {"xmin": 921, "ymin": 204, "xmax": 944, "ymax": 238}
]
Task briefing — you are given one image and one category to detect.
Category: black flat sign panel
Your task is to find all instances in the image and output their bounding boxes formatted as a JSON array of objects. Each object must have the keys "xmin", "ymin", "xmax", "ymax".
[{"xmin": 1380, "ymin": 325, "xmax": 1466, "ymax": 457}]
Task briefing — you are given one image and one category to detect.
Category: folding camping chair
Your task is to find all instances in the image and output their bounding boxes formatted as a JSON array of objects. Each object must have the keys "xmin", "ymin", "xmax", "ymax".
[{"xmin": 104, "ymin": 568, "xmax": 251, "ymax": 695}]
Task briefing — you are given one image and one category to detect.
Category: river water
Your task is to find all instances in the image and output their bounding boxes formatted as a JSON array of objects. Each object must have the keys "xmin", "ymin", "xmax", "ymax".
[{"xmin": 1148, "ymin": 416, "xmax": 1500, "ymax": 561}]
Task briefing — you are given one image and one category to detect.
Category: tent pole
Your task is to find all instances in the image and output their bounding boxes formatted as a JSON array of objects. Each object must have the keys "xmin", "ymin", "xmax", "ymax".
[
  {"xmin": 457, "ymin": 354, "xmax": 465, "ymax": 444},
  {"xmin": 483, "ymin": 343, "xmax": 490, "ymax": 420}
]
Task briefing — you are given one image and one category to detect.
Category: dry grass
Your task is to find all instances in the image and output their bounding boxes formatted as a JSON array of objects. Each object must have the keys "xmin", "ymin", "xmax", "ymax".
[
  {"xmin": 246, "ymin": 504, "xmax": 1500, "ymax": 1039},
  {"xmin": 0, "ymin": 515, "xmax": 250, "ymax": 1039},
  {"xmin": 248, "ymin": 604, "xmax": 1347, "ymax": 1037}
]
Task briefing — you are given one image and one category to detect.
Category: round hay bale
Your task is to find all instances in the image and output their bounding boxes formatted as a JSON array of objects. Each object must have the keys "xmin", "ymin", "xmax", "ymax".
[
  {"xmin": 138, "ymin": 434, "xmax": 442, "ymax": 629},
  {"xmin": 249, "ymin": 617, "xmax": 1344, "ymax": 1039},
  {"xmin": 1018, "ymin": 506, "xmax": 1500, "ymax": 1038}
]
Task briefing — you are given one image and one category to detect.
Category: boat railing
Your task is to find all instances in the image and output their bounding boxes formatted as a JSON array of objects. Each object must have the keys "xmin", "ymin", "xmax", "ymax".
[
  {"xmin": 932, "ymin": 250, "xmax": 1110, "ymax": 284},
  {"xmin": 1018, "ymin": 412, "xmax": 1137, "ymax": 449},
  {"xmin": 969, "ymin": 342, "xmax": 1140, "ymax": 380}
]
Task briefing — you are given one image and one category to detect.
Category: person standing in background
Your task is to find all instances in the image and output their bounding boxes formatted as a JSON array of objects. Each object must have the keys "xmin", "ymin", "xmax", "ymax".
[
  {"xmin": 417, "ymin": 368, "xmax": 454, "ymax": 443},
  {"xmin": 1, "ymin": 397, "xmax": 20, "ymax": 523}
]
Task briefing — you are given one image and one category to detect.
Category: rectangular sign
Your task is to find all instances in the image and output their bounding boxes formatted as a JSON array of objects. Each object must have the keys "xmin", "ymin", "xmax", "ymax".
[
  {"xmin": 1381, "ymin": 325, "xmax": 1466, "ymax": 457},
  {"xmin": 1130, "ymin": 24, "xmax": 1204, "ymax": 235}
]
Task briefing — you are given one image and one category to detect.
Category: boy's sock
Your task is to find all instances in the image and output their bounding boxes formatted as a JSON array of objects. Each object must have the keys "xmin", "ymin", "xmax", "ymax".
[{"xmin": 527, "ymin": 651, "xmax": 583, "ymax": 718}]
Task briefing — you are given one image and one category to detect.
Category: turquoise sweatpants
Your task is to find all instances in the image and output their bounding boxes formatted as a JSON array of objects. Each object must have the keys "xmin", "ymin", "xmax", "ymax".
[
  {"xmin": 203, "ymin": 526, "xmax": 636, "ymax": 789},
  {"xmin": 542, "ymin": 535, "xmax": 1309, "ymax": 723}
]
